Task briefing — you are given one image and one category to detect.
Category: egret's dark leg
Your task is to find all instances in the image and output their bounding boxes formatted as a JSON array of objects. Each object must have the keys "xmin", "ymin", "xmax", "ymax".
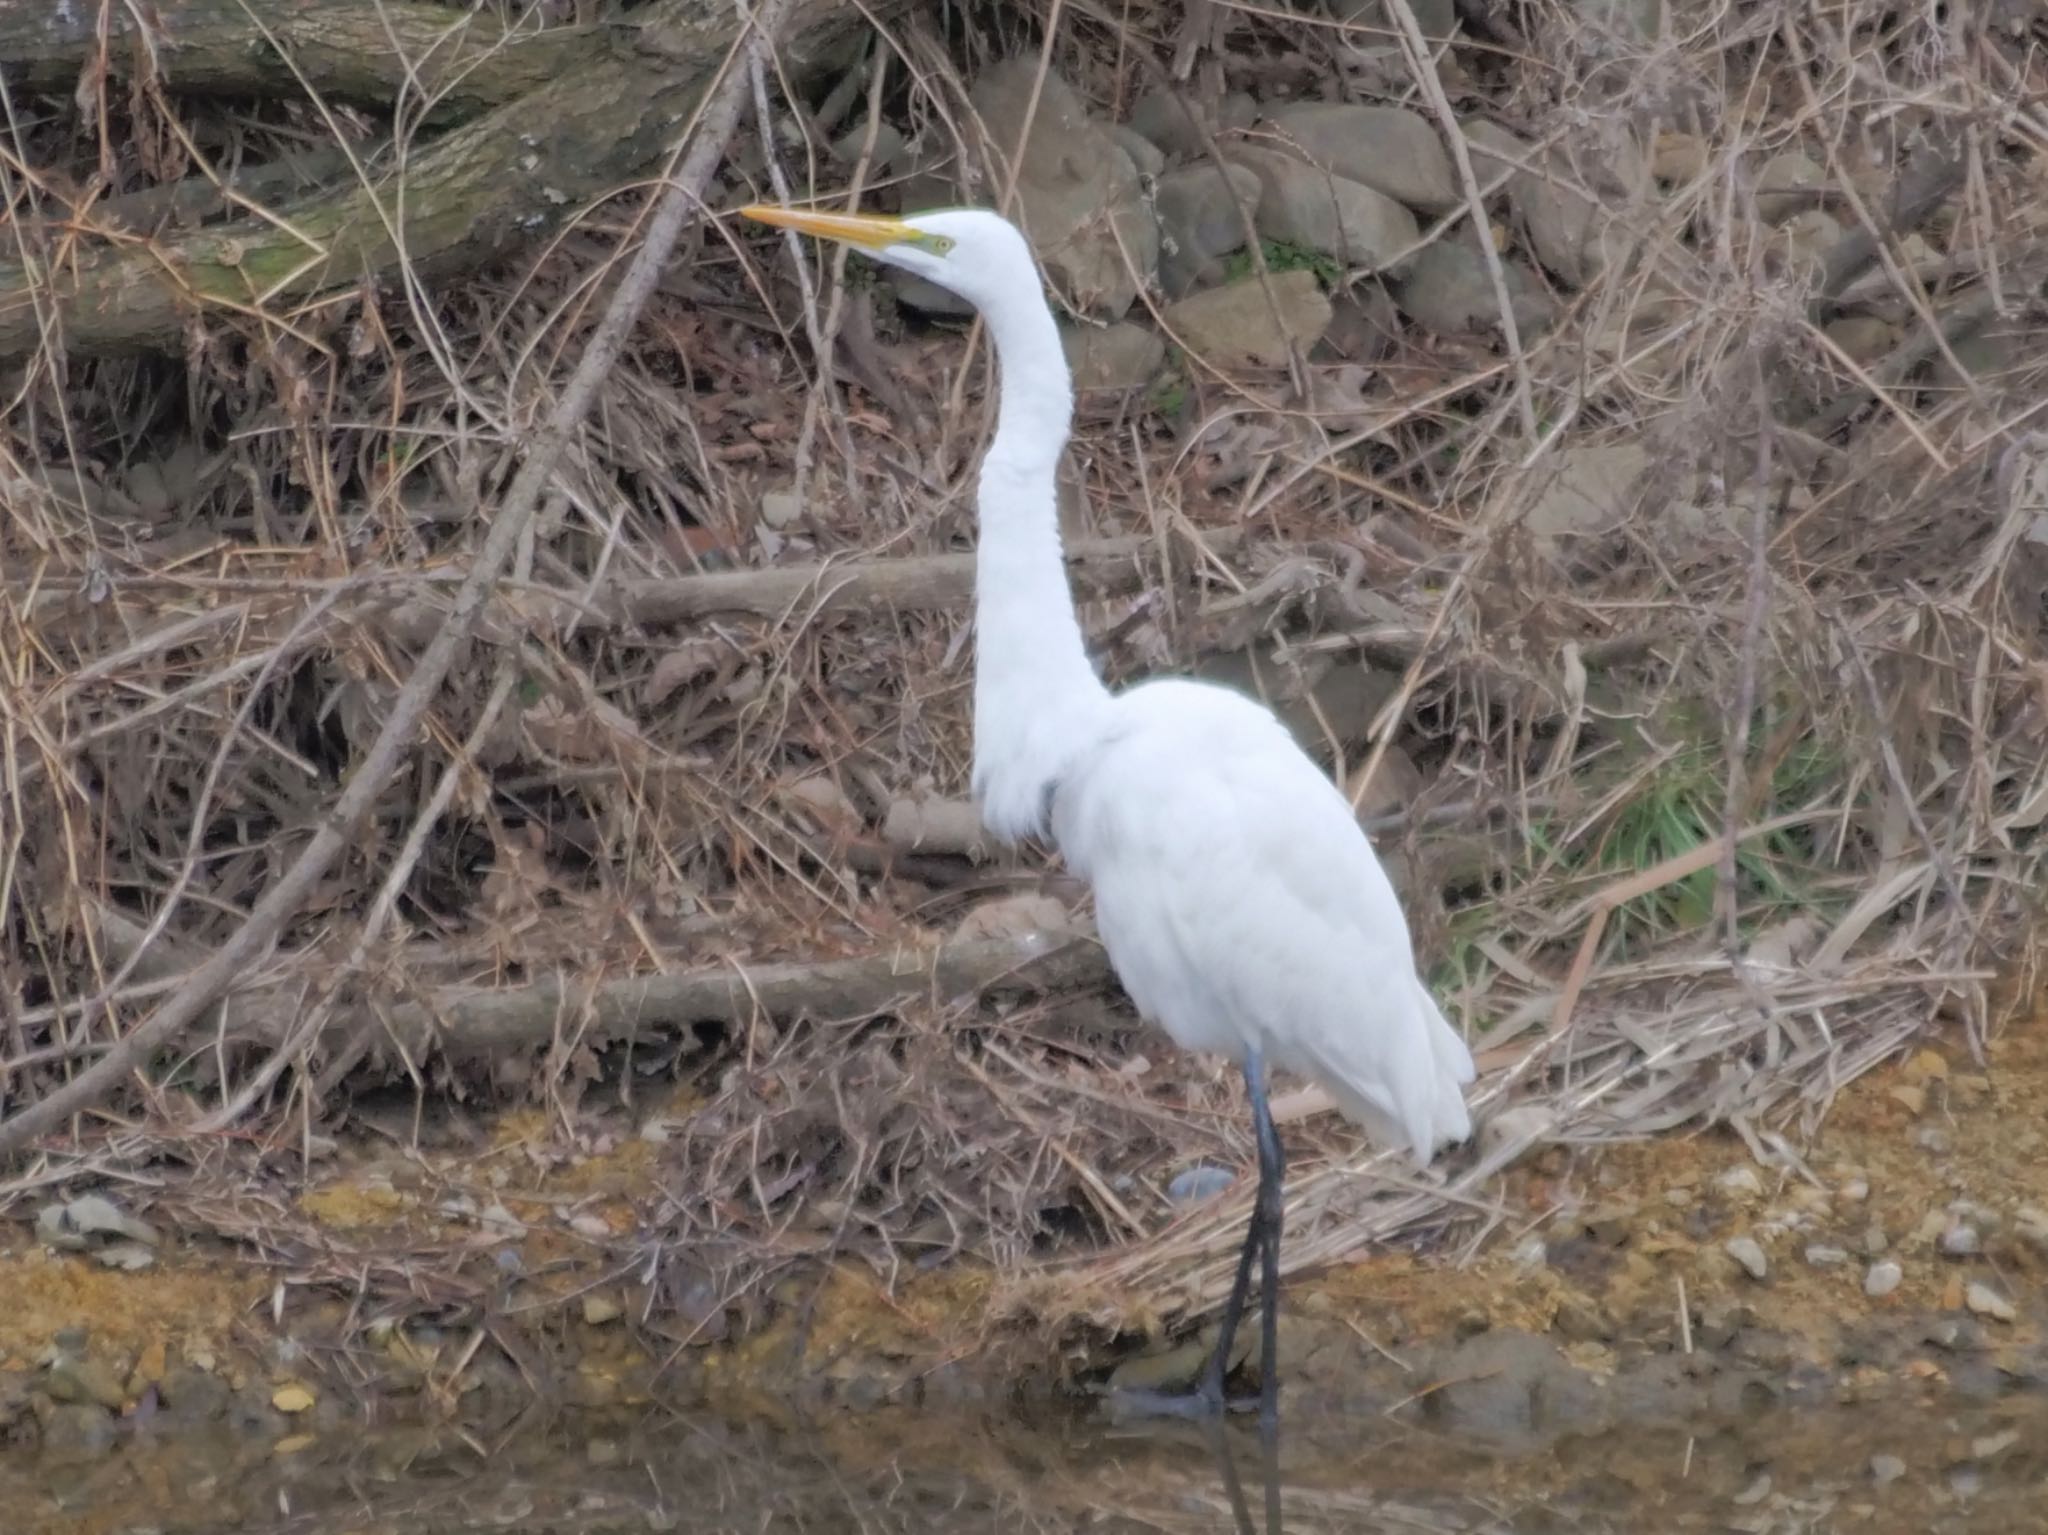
[
  {"xmin": 1108, "ymin": 1048, "xmax": 1284, "ymax": 1423},
  {"xmin": 1244, "ymin": 1050, "xmax": 1287, "ymax": 1433}
]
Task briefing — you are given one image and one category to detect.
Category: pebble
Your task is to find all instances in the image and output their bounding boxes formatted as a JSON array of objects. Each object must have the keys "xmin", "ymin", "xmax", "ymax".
[
  {"xmin": 1864, "ymin": 1260, "xmax": 1903, "ymax": 1297},
  {"xmin": 1838, "ymin": 1178, "xmax": 1870, "ymax": 1203},
  {"xmin": 1724, "ymin": 1236, "xmax": 1769, "ymax": 1280},
  {"xmin": 1167, "ymin": 1165, "xmax": 1235, "ymax": 1205},
  {"xmin": 1803, "ymin": 1244, "xmax": 1850, "ymax": 1268},
  {"xmin": 271, "ymin": 1384, "xmax": 315, "ymax": 1414},
  {"xmin": 1965, "ymin": 1282, "xmax": 2016, "ymax": 1322},
  {"xmin": 1939, "ymin": 1223, "xmax": 1982, "ymax": 1257},
  {"xmin": 582, "ymin": 1294, "xmax": 623, "ymax": 1326},
  {"xmin": 1870, "ymin": 1454, "xmax": 1906, "ymax": 1484},
  {"xmin": 1715, "ymin": 1166, "xmax": 1764, "ymax": 1198}
]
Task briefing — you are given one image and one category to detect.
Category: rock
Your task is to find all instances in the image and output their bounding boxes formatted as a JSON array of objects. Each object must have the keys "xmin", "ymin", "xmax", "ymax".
[
  {"xmin": 1062, "ymin": 321, "xmax": 1167, "ymax": 391},
  {"xmin": 1391, "ymin": 235, "xmax": 1553, "ymax": 339},
  {"xmin": 1318, "ymin": 280, "xmax": 1402, "ymax": 363},
  {"xmin": 36, "ymin": 1401, "xmax": 117, "ymax": 1454},
  {"xmin": 1160, "ymin": 269, "xmax": 1332, "ymax": 368},
  {"xmin": 891, "ymin": 272, "xmax": 975, "ymax": 317},
  {"xmin": 159, "ymin": 1365, "xmax": 230, "ymax": 1424},
  {"xmin": 35, "ymin": 1194, "xmax": 162, "ymax": 1252},
  {"xmin": 1965, "ymin": 1282, "xmax": 2016, "ymax": 1322},
  {"xmin": 1724, "ymin": 1235, "xmax": 1769, "ymax": 1280},
  {"xmin": 1154, "ymin": 160, "xmax": 1262, "ymax": 296},
  {"xmin": 271, "ymin": 1383, "xmax": 315, "ymax": 1413},
  {"xmin": 1939, "ymin": 1222, "xmax": 1982, "ymax": 1257},
  {"xmin": 1804, "ymin": 1244, "xmax": 1850, "ymax": 1268},
  {"xmin": 1870, "ymin": 1453, "xmax": 1906, "ymax": 1484},
  {"xmin": 970, "ymin": 60, "xmax": 1156, "ymax": 317},
  {"xmin": 1837, "ymin": 1176, "xmax": 1872, "ymax": 1203},
  {"xmin": 1652, "ymin": 131, "xmax": 1707, "ymax": 181},
  {"xmin": 1522, "ymin": 440, "xmax": 1651, "ymax": 543},
  {"xmin": 758, "ymin": 488, "xmax": 803, "ymax": 531},
  {"xmin": 582, "ymin": 1294, "xmax": 623, "ymax": 1326},
  {"xmin": 1261, "ymin": 102, "xmax": 1460, "ymax": 215},
  {"xmin": 1167, "ymin": 1166, "xmax": 1235, "ymax": 1204},
  {"xmin": 1824, "ymin": 315, "xmax": 1898, "ymax": 364},
  {"xmin": 45, "ymin": 1358, "xmax": 129, "ymax": 1410},
  {"xmin": 1552, "ymin": 1292, "xmax": 1613, "ymax": 1342},
  {"xmin": 1864, "ymin": 1260, "xmax": 1903, "ymax": 1297},
  {"xmin": 1770, "ymin": 209, "xmax": 1840, "ymax": 278},
  {"xmin": 1110, "ymin": 125, "xmax": 1165, "ymax": 178},
  {"xmin": 1129, "ymin": 88, "xmax": 1212, "ymax": 161},
  {"xmin": 1716, "ymin": 1165, "xmax": 1765, "ymax": 1199},
  {"xmin": 1570, "ymin": 0, "xmax": 1665, "ymax": 42},
  {"xmin": 1226, "ymin": 146, "xmax": 1419, "ymax": 273},
  {"xmin": 1464, "ymin": 118, "xmax": 1645, "ymax": 289},
  {"xmin": 952, "ymin": 891, "xmax": 1079, "ymax": 943},
  {"xmin": 1330, "ymin": 0, "xmax": 1457, "ymax": 37},
  {"xmin": 1109, "ymin": 1322, "xmax": 1250, "ymax": 1396},
  {"xmin": 1756, "ymin": 150, "xmax": 1827, "ymax": 223}
]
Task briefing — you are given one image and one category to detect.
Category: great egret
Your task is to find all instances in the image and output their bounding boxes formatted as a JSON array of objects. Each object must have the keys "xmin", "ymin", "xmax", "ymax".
[{"xmin": 740, "ymin": 203, "xmax": 1476, "ymax": 1427}]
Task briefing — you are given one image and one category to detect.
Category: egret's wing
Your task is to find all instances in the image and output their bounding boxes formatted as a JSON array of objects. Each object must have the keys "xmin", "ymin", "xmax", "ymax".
[{"xmin": 1056, "ymin": 681, "xmax": 1473, "ymax": 1161}]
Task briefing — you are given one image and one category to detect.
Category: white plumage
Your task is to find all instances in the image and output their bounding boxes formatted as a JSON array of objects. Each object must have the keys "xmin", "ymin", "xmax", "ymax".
[
  {"xmin": 741, "ymin": 201, "xmax": 1474, "ymax": 1425},
  {"xmin": 1053, "ymin": 679, "xmax": 1475, "ymax": 1162}
]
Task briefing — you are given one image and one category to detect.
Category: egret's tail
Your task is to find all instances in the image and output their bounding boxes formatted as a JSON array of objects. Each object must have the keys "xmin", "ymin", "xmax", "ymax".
[{"xmin": 1312, "ymin": 978, "xmax": 1475, "ymax": 1166}]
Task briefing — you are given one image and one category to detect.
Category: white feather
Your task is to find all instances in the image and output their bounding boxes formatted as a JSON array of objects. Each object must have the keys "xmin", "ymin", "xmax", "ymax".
[{"xmin": 1051, "ymin": 680, "xmax": 1474, "ymax": 1163}]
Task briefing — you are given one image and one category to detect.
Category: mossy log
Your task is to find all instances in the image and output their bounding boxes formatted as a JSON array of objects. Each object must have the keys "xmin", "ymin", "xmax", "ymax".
[
  {"xmin": 0, "ymin": 0, "xmax": 879, "ymax": 357},
  {"xmin": 1, "ymin": 0, "xmax": 608, "ymax": 120}
]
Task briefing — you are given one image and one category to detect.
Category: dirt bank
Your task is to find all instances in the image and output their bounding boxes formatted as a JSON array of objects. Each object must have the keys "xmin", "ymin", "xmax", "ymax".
[{"xmin": 4, "ymin": 982, "xmax": 2045, "ymax": 1457}]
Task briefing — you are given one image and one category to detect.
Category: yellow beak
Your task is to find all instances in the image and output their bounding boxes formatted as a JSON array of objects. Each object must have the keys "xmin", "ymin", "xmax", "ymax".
[{"xmin": 738, "ymin": 204, "xmax": 913, "ymax": 250}]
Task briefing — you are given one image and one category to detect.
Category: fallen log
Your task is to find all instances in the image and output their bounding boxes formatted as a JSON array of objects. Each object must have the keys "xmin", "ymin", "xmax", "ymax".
[
  {"xmin": 287, "ymin": 931, "xmax": 1112, "ymax": 1068},
  {"xmin": 2, "ymin": 0, "xmax": 606, "ymax": 120},
  {"xmin": 0, "ymin": 0, "xmax": 885, "ymax": 356}
]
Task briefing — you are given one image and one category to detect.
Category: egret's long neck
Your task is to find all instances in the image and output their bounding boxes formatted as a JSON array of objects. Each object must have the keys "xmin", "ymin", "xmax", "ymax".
[{"xmin": 970, "ymin": 291, "xmax": 1110, "ymax": 842}]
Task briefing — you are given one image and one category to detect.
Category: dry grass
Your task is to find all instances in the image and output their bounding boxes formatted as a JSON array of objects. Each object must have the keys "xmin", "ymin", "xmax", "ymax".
[{"xmin": 1, "ymin": 0, "xmax": 2045, "ymax": 1365}]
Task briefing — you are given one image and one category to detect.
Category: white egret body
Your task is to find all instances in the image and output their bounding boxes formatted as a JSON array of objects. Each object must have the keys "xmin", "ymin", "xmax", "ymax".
[{"xmin": 741, "ymin": 204, "xmax": 1475, "ymax": 1425}]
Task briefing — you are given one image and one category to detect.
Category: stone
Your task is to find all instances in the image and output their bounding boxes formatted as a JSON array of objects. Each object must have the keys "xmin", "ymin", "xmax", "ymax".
[
  {"xmin": 1804, "ymin": 1244, "xmax": 1850, "ymax": 1268},
  {"xmin": 1330, "ymin": 0, "xmax": 1457, "ymax": 37},
  {"xmin": 1317, "ymin": 280, "xmax": 1402, "ymax": 363},
  {"xmin": 1160, "ymin": 269, "xmax": 1333, "ymax": 368},
  {"xmin": 1227, "ymin": 146, "xmax": 1419, "ymax": 273},
  {"xmin": 1570, "ymin": 0, "xmax": 1665, "ymax": 42},
  {"xmin": 1464, "ymin": 118, "xmax": 1646, "ymax": 289},
  {"xmin": 1522, "ymin": 440, "xmax": 1651, "ymax": 544},
  {"xmin": 1166, "ymin": 1166, "xmax": 1235, "ymax": 1204},
  {"xmin": 1129, "ymin": 88, "xmax": 1211, "ymax": 161},
  {"xmin": 1716, "ymin": 1166, "xmax": 1765, "ymax": 1198},
  {"xmin": 1939, "ymin": 1222, "xmax": 1982, "ymax": 1257},
  {"xmin": 1965, "ymin": 1282, "xmax": 2016, "ymax": 1323},
  {"xmin": 1756, "ymin": 150, "xmax": 1827, "ymax": 223},
  {"xmin": 890, "ymin": 272, "xmax": 975, "ymax": 317},
  {"xmin": 1653, "ymin": 131, "xmax": 1708, "ymax": 181},
  {"xmin": 1154, "ymin": 160, "xmax": 1262, "ymax": 296},
  {"xmin": 1724, "ymin": 1235, "xmax": 1769, "ymax": 1280},
  {"xmin": 1111, "ymin": 125, "xmax": 1165, "ymax": 178},
  {"xmin": 969, "ymin": 59, "xmax": 1157, "ymax": 317},
  {"xmin": 1062, "ymin": 321, "xmax": 1166, "ymax": 391},
  {"xmin": 1262, "ymin": 101, "xmax": 1460, "ymax": 215},
  {"xmin": 1391, "ymin": 234, "xmax": 1554, "ymax": 339},
  {"xmin": 1864, "ymin": 1260, "xmax": 1903, "ymax": 1297}
]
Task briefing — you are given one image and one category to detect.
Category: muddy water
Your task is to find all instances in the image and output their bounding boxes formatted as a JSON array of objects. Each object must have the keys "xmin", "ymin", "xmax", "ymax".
[{"xmin": 4, "ymin": 1393, "xmax": 2043, "ymax": 1534}]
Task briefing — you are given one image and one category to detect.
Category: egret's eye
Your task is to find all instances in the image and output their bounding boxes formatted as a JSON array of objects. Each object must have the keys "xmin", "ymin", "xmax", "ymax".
[{"xmin": 910, "ymin": 232, "xmax": 955, "ymax": 256}]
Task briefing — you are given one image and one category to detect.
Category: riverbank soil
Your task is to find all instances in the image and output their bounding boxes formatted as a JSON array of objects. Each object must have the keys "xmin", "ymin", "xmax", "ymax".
[{"xmin": 5, "ymin": 0, "xmax": 2047, "ymax": 1518}]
